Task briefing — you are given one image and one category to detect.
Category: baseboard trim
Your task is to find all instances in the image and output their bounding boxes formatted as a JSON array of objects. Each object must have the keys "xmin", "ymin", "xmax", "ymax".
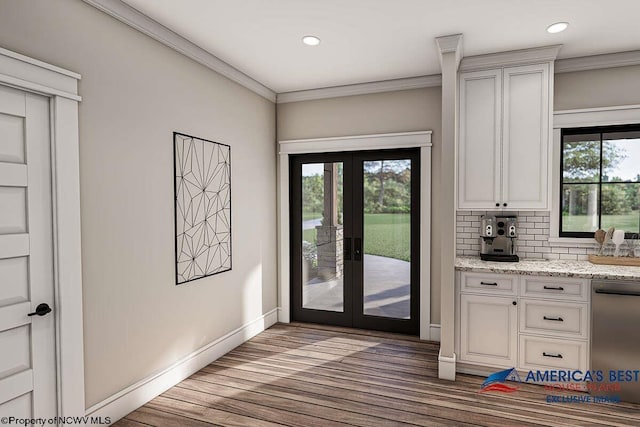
[
  {"xmin": 277, "ymin": 306, "xmax": 290, "ymax": 323},
  {"xmin": 85, "ymin": 308, "xmax": 279, "ymax": 424},
  {"xmin": 438, "ymin": 350, "xmax": 457, "ymax": 381},
  {"xmin": 429, "ymin": 324, "xmax": 441, "ymax": 342}
]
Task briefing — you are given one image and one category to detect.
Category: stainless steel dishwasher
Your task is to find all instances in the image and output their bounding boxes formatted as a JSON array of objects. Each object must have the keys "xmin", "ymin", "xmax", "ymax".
[{"xmin": 591, "ymin": 280, "xmax": 640, "ymax": 404}]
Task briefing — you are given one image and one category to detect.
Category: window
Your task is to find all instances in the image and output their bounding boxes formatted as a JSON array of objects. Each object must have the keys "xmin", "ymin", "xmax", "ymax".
[{"xmin": 560, "ymin": 124, "xmax": 640, "ymax": 238}]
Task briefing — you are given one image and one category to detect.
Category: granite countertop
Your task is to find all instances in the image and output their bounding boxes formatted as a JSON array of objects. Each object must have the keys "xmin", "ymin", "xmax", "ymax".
[{"xmin": 455, "ymin": 256, "xmax": 640, "ymax": 280}]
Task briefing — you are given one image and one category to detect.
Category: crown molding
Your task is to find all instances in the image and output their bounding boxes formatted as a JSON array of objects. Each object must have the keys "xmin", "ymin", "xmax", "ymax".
[
  {"xmin": 555, "ymin": 50, "xmax": 640, "ymax": 74},
  {"xmin": 276, "ymin": 74, "xmax": 442, "ymax": 104},
  {"xmin": 435, "ymin": 34, "xmax": 464, "ymax": 69},
  {"xmin": 460, "ymin": 45, "xmax": 562, "ymax": 72},
  {"xmin": 82, "ymin": 0, "xmax": 276, "ymax": 102}
]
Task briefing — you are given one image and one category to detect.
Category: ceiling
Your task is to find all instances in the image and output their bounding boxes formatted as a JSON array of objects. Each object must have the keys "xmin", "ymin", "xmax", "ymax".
[{"xmin": 121, "ymin": 0, "xmax": 640, "ymax": 93}]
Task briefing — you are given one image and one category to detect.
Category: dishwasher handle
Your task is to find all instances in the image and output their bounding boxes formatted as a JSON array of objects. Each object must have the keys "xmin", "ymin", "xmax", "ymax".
[{"xmin": 594, "ymin": 289, "xmax": 640, "ymax": 297}]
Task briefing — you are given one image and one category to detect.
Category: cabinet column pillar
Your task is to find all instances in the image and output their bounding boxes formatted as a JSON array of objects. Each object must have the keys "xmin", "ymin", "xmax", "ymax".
[{"xmin": 435, "ymin": 34, "xmax": 463, "ymax": 381}]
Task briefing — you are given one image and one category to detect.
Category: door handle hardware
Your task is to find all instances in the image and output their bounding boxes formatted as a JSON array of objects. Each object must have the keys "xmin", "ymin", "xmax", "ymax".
[
  {"xmin": 480, "ymin": 281, "xmax": 498, "ymax": 286},
  {"xmin": 344, "ymin": 237, "xmax": 352, "ymax": 261},
  {"xmin": 543, "ymin": 352, "xmax": 563, "ymax": 359},
  {"xmin": 594, "ymin": 289, "xmax": 640, "ymax": 297},
  {"xmin": 354, "ymin": 238, "xmax": 362, "ymax": 261},
  {"xmin": 543, "ymin": 286, "xmax": 564, "ymax": 291},
  {"xmin": 543, "ymin": 316, "xmax": 564, "ymax": 322},
  {"xmin": 28, "ymin": 303, "xmax": 52, "ymax": 317}
]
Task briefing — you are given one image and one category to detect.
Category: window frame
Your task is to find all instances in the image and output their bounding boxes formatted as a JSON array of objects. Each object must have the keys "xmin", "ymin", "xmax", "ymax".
[{"xmin": 560, "ymin": 123, "xmax": 640, "ymax": 238}]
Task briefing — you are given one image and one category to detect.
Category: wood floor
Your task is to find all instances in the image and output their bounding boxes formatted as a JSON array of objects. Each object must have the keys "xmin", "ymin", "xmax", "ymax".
[{"xmin": 115, "ymin": 323, "xmax": 640, "ymax": 427}]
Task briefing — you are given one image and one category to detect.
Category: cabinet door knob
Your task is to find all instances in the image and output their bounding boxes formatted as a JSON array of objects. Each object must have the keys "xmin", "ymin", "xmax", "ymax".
[
  {"xmin": 512, "ymin": 301, "xmax": 517, "ymax": 306},
  {"xmin": 495, "ymin": 202, "xmax": 500, "ymax": 207},
  {"xmin": 503, "ymin": 203, "xmax": 508, "ymax": 207}
]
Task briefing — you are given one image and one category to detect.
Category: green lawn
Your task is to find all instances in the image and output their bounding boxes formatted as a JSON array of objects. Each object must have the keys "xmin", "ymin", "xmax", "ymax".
[
  {"xmin": 563, "ymin": 213, "xmax": 640, "ymax": 233},
  {"xmin": 302, "ymin": 213, "xmax": 410, "ymax": 262},
  {"xmin": 302, "ymin": 211, "xmax": 322, "ymax": 221},
  {"xmin": 364, "ymin": 213, "xmax": 410, "ymax": 261}
]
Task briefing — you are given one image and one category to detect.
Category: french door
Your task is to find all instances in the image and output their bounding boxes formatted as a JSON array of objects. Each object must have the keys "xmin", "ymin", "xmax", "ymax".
[{"xmin": 290, "ymin": 149, "xmax": 420, "ymax": 335}]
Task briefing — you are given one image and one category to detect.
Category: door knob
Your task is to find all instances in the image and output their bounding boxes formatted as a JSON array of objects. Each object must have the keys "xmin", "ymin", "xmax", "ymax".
[{"xmin": 28, "ymin": 303, "xmax": 52, "ymax": 317}]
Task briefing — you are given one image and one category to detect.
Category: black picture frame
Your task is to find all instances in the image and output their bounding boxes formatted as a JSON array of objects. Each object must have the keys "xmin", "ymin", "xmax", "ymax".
[{"xmin": 173, "ymin": 132, "xmax": 232, "ymax": 285}]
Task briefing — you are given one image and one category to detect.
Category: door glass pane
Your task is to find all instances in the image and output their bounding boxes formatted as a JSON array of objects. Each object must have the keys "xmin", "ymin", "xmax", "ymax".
[
  {"xmin": 362, "ymin": 159, "xmax": 411, "ymax": 319},
  {"xmin": 301, "ymin": 162, "xmax": 344, "ymax": 312}
]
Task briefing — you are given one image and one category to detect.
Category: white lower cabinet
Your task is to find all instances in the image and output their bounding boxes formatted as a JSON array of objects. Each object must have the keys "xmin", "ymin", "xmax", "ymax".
[
  {"xmin": 460, "ymin": 294, "xmax": 518, "ymax": 367},
  {"xmin": 456, "ymin": 271, "xmax": 590, "ymax": 373}
]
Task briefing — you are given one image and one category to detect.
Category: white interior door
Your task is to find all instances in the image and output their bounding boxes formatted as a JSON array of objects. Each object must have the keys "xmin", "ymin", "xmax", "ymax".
[{"xmin": 0, "ymin": 85, "xmax": 57, "ymax": 418}]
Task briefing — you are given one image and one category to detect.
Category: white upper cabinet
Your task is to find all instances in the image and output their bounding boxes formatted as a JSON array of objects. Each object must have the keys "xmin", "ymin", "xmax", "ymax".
[
  {"xmin": 458, "ymin": 69, "xmax": 502, "ymax": 209},
  {"xmin": 457, "ymin": 47, "xmax": 558, "ymax": 211},
  {"xmin": 502, "ymin": 64, "xmax": 550, "ymax": 210}
]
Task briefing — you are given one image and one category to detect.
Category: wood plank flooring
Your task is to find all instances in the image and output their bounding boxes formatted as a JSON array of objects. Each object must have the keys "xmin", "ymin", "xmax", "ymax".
[{"xmin": 115, "ymin": 323, "xmax": 640, "ymax": 426}]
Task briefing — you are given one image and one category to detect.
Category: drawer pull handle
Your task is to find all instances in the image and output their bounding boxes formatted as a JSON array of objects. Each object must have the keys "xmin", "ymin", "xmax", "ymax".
[
  {"xmin": 543, "ymin": 316, "xmax": 564, "ymax": 322},
  {"xmin": 543, "ymin": 286, "xmax": 564, "ymax": 291},
  {"xmin": 480, "ymin": 281, "xmax": 498, "ymax": 286},
  {"xmin": 543, "ymin": 352, "xmax": 563, "ymax": 359}
]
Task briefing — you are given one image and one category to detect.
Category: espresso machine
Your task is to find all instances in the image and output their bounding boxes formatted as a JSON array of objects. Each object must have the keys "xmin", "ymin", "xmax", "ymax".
[{"xmin": 480, "ymin": 214, "xmax": 519, "ymax": 262}]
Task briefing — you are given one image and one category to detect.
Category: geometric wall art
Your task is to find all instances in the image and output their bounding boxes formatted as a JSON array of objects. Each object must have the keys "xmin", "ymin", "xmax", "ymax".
[{"xmin": 174, "ymin": 132, "xmax": 231, "ymax": 284}]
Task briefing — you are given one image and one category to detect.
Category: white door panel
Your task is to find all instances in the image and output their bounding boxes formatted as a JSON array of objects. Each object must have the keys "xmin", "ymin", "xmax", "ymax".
[
  {"xmin": 0, "ymin": 186, "xmax": 27, "ymax": 233},
  {"xmin": 0, "ymin": 392, "xmax": 31, "ymax": 419},
  {"xmin": 0, "ymin": 257, "xmax": 29, "ymax": 307},
  {"xmin": 0, "ymin": 85, "xmax": 56, "ymax": 418},
  {"xmin": 0, "ymin": 163, "xmax": 27, "ymax": 186},
  {"xmin": 0, "ymin": 234, "xmax": 29, "ymax": 259},
  {"xmin": 0, "ymin": 113, "xmax": 25, "ymax": 163}
]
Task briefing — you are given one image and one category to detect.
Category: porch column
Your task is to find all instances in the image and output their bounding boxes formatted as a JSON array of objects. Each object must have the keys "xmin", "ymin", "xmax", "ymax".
[{"xmin": 316, "ymin": 163, "xmax": 343, "ymax": 280}]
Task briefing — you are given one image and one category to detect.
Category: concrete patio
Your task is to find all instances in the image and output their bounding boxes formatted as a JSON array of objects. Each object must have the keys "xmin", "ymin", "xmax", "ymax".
[{"xmin": 303, "ymin": 254, "xmax": 411, "ymax": 319}]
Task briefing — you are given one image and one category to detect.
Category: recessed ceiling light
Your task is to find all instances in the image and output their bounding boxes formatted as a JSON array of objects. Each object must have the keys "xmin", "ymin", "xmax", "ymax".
[
  {"xmin": 302, "ymin": 35, "xmax": 321, "ymax": 46},
  {"xmin": 546, "ymin": 22, "xmax": 569, "ymax": 34}
]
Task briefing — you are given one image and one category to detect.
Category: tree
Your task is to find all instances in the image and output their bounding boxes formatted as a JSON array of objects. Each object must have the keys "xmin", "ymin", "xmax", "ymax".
[
  {"xmin": 363, "ymin": 160, "xmax": 411, "ymax": 213},
  {"xmin": 563, "ymin": 141, "xmax": 625, "ymax": 182},
  {"xmin": 562, "ymin": 141, "xmax": 627, "ymax": 216}
]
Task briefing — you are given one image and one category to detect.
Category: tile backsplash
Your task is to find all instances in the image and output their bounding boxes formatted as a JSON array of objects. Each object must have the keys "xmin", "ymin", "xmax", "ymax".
[{"xmin": 456, "ymin": 211, "xmax": 598, "ymax": 261}]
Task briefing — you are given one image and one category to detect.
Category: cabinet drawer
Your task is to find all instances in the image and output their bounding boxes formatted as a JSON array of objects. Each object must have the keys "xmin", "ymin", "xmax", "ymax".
[
  {"xmin": 520, "ymin": 300, "xmax": 588, "ymax": 339},
  {"xmin": 519, "ymin": 335, "xmax": 588, "ymax": 372},
  {"xmin": 461, "ymin": 272, "xmax": 518, "ymax": 295},
  {"xmin": 520, "ymin": 276, "xmax": 589, "ymax": 301}
]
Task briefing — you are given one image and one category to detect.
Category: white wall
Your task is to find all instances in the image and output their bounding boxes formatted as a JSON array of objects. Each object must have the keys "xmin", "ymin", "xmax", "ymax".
[
  {"xmin": 0, "ymin": 0, "xmax": 277, "ymax": 408},
  {"xmin": 277, "ymin": 87, "xmax": 443, "ymax": 324}
]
